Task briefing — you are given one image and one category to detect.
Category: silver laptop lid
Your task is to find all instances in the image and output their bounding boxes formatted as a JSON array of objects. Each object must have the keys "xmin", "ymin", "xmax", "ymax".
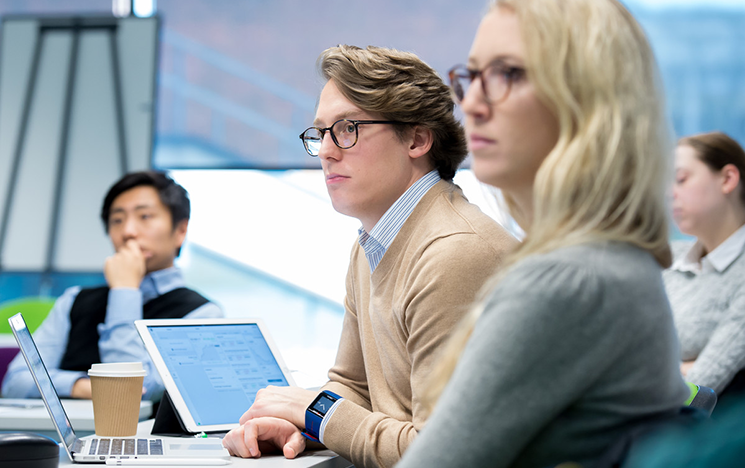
[{"xmin": 8, "ymin": 312, "xmax": 80, "ymax": 458}]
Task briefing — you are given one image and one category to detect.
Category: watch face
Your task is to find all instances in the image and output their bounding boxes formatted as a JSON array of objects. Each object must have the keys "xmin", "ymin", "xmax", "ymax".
[{"xmin": 311, "ymin": 394, "xmax": 337, "ymax": 416}]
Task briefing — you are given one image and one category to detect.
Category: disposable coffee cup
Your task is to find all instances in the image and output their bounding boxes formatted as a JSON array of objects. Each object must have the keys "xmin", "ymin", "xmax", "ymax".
[{"xmin": 88, "ymin": 362, "xmax": 147, "ymax": 437}]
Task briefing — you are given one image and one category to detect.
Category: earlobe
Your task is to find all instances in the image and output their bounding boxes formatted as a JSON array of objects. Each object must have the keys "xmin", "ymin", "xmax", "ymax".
[
  {"xmin": 721, "ymin": 164, "xmax": 741, "ymax": 195},
  {"xmin": 409, "ymin": 126, "xmax": 434, "ymax": 159},
  {"xmin": 174, "ymin": 220, "xmax": 189, "ymax": 246}
]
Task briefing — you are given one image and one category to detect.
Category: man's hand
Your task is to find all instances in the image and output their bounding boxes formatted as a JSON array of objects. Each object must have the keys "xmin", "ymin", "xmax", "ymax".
[
  {"xmin": 223, "ymin": 417, "xmax": 306, "ymax": 459},
  {"xmin": 104, "ymin": 239, "xmax": 146, "ymax": 289},
  {"xmin": 240, "ymin": 386, "xmax": 316, "ymax": 428},
  {"xmin": 71, "ymin": 378, "xmax": 92, "ymax": 399}
]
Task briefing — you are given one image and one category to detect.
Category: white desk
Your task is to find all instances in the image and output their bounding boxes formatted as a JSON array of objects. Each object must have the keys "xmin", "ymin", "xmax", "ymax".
[
  {"xmin": 58, "ymin": 419, "xmax": 354, "ymax": 467},
  {"xmin": 0, "ymin": 398, "xmax": 152, "ymax": 432},
  {"xmin": 0, "ymin": 334, "xmax": 18, "ymax": 346}
]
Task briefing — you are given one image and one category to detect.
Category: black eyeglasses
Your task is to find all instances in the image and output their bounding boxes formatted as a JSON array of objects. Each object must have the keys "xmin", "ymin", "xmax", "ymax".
[
  {"xmin": 299, "ymin": 119, "xmax": 405, "ymax": 157},
  {"xmin": 448, "ymin": 62, "xmax": 525, "ymax": 104}
]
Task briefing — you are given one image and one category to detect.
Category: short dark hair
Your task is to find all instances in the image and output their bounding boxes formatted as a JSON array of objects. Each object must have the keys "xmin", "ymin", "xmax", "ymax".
[
  {"xmin": 679, "ymin": 131, "xmax": 745, "ymax": 206},
  {"xmin": 101, "ymin": 171, "xmax": 190, "ymax": 254},
  {"xmin": 318, "ymin": 45, "xmax": 468, "ymax": 181}
]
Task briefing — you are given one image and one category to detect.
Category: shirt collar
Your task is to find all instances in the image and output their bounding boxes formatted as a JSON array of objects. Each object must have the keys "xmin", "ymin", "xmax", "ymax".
[
  {"xmin": 139, "ymin": 266, "xmax": 185, "ymax": 303},
  {"xmin": 707, "ymin": 223, "xmax": 745, "ymax": 272},
  {"xmin": 672, "ymin": 224, "xmax": 745, "ymax": 274},
  {"xmin": 357, "ymin": 170, "xmax": 441, "ymax": 272}
]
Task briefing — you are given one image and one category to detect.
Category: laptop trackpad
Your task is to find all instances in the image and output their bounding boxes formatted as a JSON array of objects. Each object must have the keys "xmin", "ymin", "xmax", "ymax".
[{"xmin": 166, "ymin": 442, "xmax": 228, "ymax": 457}]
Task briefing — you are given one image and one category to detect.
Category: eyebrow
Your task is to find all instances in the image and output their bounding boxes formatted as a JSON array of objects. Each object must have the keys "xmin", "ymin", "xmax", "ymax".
[
  {"xmin": 313, "ymin": 111, "xmax": 367, "ymax": 128},
  {"xmin": 467, "ymin": 54, "xmax": 524, "ymax": 68},
  {"xmin": 110, "ymin": 204, "xmax": 155, "ymax": 215}
]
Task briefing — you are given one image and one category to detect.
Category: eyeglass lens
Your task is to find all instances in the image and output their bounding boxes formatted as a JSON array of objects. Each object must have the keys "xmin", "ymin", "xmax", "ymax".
[
  {"xmin": 449, "ymin": 65, "xmax": 513, "ymax": 104},
  {"xmin": 302, "ymin": 120, "xmax": 359, "ymax": 156}
]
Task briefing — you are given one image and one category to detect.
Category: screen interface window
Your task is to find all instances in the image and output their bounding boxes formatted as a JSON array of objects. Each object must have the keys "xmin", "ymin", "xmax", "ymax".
[
  {"xmin": 147, "ymin": 324, "xmax": 289, "ymax": 426},
  {"xmin": 311, "ymin": 394, "xmax": 336, "ymax": 416}
]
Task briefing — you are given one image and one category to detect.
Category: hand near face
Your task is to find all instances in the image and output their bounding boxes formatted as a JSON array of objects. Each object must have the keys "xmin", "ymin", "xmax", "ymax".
[
  {"xmin": 104, "ymin": 239, "xmax": 147, "ymax": 289},
  {"xmin": 223, "ymin": 417, "xmax": 306, "ymax": 459},
  {"xmin": 240, "ymin": 386, "xmax": 316, "ymax": 428}
]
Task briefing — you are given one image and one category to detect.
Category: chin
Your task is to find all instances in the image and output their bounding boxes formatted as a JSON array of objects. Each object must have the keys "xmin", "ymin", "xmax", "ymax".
[
  {"xmin": 473, "ymin": 171, "xmax": 507, "ymax": 189},
  {"xmin": 674, "ymin": 222, "xmax": 696, "ymax": 238},
  {"xmin": 329, "ymin": 198, "xmax": 357, "ymax": 219},
  {"xmin": 144, "ymin": 259, "xmax": 163, "ymax": 274},
  {"xmin": 471, "ymin": 163, "xmax": 505, "ymax": 187}
]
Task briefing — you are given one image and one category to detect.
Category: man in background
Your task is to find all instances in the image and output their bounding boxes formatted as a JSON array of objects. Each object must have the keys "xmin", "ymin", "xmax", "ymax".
[{"xmin": 2, "ymin": 171, "xmax": 221, "ymax": 400}]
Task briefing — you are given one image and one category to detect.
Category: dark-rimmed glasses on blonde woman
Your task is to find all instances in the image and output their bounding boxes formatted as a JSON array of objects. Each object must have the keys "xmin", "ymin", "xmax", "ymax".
[{"xmin": 448, "ymin": 62, "xmax": 525, "ymax": 104}]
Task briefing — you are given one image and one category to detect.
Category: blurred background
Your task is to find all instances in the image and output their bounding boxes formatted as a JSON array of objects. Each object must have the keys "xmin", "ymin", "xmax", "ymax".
[{"xmin": 0, "ymin": 0, "xmax": 742, "ymax": 386}]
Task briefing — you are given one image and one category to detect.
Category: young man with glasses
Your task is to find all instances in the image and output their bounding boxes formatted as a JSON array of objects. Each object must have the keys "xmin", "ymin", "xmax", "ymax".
[{"xmin": 222, "ymin": 45, "xmax": 517, "ymax": 468}]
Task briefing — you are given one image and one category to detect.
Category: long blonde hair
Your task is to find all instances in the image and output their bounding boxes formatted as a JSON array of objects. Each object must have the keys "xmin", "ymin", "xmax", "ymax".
[{"xmin": 425, "ymin": 0, "xmax": 673, "ymax": 410}]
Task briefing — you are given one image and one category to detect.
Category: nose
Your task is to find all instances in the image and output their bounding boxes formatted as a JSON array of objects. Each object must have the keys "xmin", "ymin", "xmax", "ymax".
[
  {"xmin": 671, "ymin": 185, "xmax": 679, "ymax": 201},
  {"xmin": 121, "ymin": 216, "xmax": 139, "ymax": 240},
  {"xmin": 317, "ymin": 131, "xmax": 341, "ymax": 161},
  {"xmin": 460, "ymin": 77, "xmax": 490, "ymax": 120}
]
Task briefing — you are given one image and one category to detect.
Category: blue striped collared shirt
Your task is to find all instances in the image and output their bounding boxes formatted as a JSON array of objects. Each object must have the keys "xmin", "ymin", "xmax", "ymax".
[{"xmin": 358, "ymin": 170, "xmax": 441, "ymax": 273}]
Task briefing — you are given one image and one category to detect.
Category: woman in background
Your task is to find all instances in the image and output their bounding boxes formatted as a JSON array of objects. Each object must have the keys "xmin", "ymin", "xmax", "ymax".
[
  {"xmin": 396, "ymin": 0, "xmax": 689, "ymax": 467},
  {"xmin": 665, "ymin": 131, "xmax": 745, "ymax": 397}
]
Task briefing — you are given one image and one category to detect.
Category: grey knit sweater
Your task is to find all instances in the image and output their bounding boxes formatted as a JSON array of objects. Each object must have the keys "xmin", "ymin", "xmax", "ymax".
[
  {"xmin": 664, "ymin": 240, "xmax": 745, "ymax": 393},
  {"xmin": 396, "ymin": 242, "xmax": 689, "ymax": 468}
]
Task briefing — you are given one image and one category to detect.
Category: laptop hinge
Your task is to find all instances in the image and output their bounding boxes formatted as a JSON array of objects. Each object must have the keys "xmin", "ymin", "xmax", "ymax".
[{"xmin": 72, "ymin": 438, "xmax": 85, "ymax": 453}]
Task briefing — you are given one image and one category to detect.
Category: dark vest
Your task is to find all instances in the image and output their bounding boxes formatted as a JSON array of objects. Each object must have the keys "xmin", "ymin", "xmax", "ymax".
[{"xmin": 59, "ymin": 286, "xmax": 210, "ymax": 372}]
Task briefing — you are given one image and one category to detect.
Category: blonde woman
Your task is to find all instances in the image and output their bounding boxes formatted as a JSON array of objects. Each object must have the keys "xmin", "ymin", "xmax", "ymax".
[
  {"xmin": 397, "ymin": 1, "xmax": 689, "ymax": 467},
  {"xmin": 666, "ymin": 132, "xmax": 745, "ymax": 397}
]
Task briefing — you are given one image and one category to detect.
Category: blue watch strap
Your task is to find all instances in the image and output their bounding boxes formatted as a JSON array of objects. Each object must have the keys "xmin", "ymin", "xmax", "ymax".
[{"xmin": 302, "ymin": 390, "xmax": 341, "ymax": 442}]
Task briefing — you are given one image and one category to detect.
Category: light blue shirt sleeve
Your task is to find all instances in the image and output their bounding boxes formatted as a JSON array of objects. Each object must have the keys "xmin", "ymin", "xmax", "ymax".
[
  {"xmin": 2, "ymin": 282, "xmax": 223, "ymax": 401},
  {"xmin": 1, "ymin": 286, "xmax": 86, "ymax": 398},
  {"xmin": 97, "ymin": 289, "xmax": 223, "ymax": 401}
]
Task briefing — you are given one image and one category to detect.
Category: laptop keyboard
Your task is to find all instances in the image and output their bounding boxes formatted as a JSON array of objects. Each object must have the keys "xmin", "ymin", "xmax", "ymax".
[{"xmin": 88, "ymin": 438, "xmax": 164, "ymax": 456}]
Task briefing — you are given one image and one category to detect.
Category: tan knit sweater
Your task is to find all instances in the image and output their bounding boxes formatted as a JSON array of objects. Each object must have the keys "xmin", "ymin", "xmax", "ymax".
[{"xmin": 321, "ymin": 180, "xmax": 517, "ymax": 468}]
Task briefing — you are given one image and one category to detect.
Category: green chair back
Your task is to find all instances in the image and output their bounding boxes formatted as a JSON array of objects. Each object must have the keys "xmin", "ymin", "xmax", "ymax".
[{"xmin": 0, "ymin": 297, "xmax": 55, "ymax": 334}]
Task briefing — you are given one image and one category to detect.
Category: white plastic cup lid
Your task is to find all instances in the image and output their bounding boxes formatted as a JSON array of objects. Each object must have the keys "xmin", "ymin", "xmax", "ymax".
[{"xmin": 88, "ymin": 362, "xmax": 147, "ymax": 377}]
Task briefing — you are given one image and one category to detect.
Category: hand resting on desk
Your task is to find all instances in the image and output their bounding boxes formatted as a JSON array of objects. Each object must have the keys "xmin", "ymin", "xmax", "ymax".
[
  {"xmin": 223, "ymin": 386, "xmax": 317, "ymax": 459},
  {"xmin": 222, "ymin": 416, "xmax": 305, "ymax": 459}
]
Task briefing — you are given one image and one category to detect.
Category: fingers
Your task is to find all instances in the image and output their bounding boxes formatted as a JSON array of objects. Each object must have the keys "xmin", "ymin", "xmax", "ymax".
[
  {"xmin": 253, "ymin": 417, "xmax": 306, "ymax": 459},
  {"xmin": 123, "ymin": 238, "xmax": 140, "ymax": 251},
  {"xmin": 283, "ymin": 429, "xmax": 307, "ymax": 459},
  {"xmin": 104, "ymin": 240, "xmax": 147, "ymax": 289},
  {"xmin": 222, "ymin": 417, "xmax": 305, "ymax": 460},
  {"xmin": 223, "ymin": 425, "xmax": 258, "ymax": 458},
  {"xmin": 238, "ymin": 408, "xmax": 252, "ymax": 425},
  {"xmin": 243, "ymin": 419, "xmax": 263, "ymax": 457}
]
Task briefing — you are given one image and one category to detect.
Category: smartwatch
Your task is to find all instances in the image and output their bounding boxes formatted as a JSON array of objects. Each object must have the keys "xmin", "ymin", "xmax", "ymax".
[{"xmin": 302, "ymin": 390, "xmax": 342, "ymax": 442}]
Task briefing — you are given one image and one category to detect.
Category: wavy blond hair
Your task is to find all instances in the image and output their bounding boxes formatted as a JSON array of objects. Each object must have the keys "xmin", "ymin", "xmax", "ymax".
[{"xmin": 424, "ymin": 0, "xmax": 673, "ymax": 410}]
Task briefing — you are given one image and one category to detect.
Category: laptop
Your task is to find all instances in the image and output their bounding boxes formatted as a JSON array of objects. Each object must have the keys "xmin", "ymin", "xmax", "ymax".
[
  {"xmin": 135, "ymin": 318, "xmax": 296, "ymax": 433},
  {"xmin": 7, "ymin": 312, "xmax": 230, "ymax": 464}
]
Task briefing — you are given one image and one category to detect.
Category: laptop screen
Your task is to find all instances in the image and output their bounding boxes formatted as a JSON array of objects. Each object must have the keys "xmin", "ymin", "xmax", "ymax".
[
  {"xmin": 8, "ymin": 313, "xmax": 77, "ymax": 448},
  {"xmin": 145, "ymin": 323, "xmax": 290, "ymax": 427}
]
